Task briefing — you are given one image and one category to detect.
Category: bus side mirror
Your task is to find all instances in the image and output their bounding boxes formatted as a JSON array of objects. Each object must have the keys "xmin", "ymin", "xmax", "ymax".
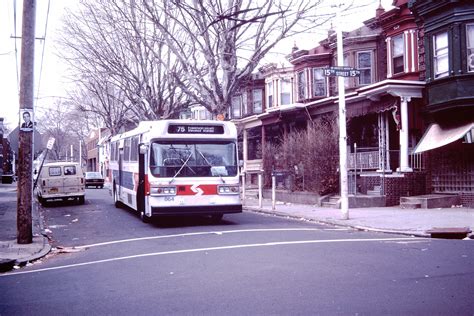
[{"xmin": 139, "ymin": 144, "xmax": 148, "ymax": 155}]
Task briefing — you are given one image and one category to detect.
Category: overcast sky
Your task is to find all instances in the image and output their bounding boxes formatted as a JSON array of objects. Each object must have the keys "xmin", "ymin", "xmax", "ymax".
[{"xmin": 0, "ymin": 0, "xmax": 393, "ymax": 131}]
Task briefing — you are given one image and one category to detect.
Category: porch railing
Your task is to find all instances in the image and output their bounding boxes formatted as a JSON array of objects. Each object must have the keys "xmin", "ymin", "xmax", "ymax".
[{"xmin": 348, "ymin": 149, "xmax": 424, "ymax": 171}]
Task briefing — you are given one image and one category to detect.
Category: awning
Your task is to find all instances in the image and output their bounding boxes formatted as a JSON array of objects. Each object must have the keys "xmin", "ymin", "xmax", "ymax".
[{"xmin": 413, "ymin": 121, "xmax": 474, "ymax": 153}]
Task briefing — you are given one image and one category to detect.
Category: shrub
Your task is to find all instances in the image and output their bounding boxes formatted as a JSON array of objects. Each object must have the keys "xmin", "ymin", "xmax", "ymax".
[{"xmin": 263, "ymin": 114, "xmax": 339, "ymax": 195}]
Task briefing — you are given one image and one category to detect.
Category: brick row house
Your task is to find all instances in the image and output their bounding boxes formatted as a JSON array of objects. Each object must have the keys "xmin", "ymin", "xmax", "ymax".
[{"xmin": 230, "ymin": 0, "xmax": 474, "ymax": 207}]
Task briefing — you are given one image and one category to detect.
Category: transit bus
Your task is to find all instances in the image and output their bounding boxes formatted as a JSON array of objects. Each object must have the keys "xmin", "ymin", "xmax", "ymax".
[{"xmin": 109, "ymin": 120, "xmax": 242, "ymax": 223}]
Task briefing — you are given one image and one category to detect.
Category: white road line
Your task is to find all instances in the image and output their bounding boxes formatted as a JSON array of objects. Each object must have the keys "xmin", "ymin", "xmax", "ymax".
[
  {"xmin": 1, "ymin": 237, "xmax": 426, "ymax": 277},
  {"xmin": 75, "ymin": 228, "xmax": 324, "ymax": 249}
]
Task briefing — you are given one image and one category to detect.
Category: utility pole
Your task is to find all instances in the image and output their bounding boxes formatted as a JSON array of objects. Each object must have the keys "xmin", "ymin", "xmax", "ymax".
[
  {"xmin": 336, "ymin": 7, "xmax": 349, "ymax": 220},
  {"xmin": 17, "ymin": 0, "xmax": 36, "ymax": 244}
]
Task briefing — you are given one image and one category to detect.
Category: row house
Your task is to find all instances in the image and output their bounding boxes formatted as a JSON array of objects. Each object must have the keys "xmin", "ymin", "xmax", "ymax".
[
  {"xmin": 409, "ymin": 0, "xmax": 474, "ymax": 206},
  {"xmin": 232, "ymin": 0, "xmax": 474, "ymax": 206}
]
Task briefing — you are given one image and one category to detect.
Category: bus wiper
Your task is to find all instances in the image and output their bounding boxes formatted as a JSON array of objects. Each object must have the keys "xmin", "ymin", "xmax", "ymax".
[
  {"xmin": 197, "ymin": 150, "xmax": 225, "ymax": 183},
  {"xmin": 169, "ymin": 153, "xmax": 194, "ymax": 184}
]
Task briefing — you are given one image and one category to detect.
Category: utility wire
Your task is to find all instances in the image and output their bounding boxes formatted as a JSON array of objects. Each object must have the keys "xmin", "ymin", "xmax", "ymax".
[
  {"xmin": 35, "ymin": 0, "xmax": 52, "ymax": 108},
  {"xmin": 13, "ymin": 0, "xmax": 20, "ymax": 96}
]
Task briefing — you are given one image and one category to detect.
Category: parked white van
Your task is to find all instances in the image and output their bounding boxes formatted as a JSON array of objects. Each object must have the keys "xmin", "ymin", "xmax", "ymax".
[{"xmin": 36, "ymin": 162, "xmax": 85, "ymax": 205}]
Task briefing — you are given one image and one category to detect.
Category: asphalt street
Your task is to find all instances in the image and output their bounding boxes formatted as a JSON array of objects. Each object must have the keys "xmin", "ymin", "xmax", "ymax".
[{"xmin": 1, "ymin": 188, "xmax": 473, "ymax": 315}]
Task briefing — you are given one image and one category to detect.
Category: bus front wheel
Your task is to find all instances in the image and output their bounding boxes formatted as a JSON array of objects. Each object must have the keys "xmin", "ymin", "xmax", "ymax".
[
  {"xmin": 113, "ymin": 184, "xmax": 121, "ymax": 208},
  {"xmin": 140, "ymin": 211, "xmax": 151, "ymax": 223}
]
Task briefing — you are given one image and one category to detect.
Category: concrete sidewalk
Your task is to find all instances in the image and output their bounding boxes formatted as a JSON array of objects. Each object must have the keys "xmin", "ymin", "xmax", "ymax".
[
  {"xmin": 0, "ymin": 182, "xmax": 51, "ymax": 272},
  {"xmin": 243, "ymin": 196, "xmax": 474, "ymax": 238}
]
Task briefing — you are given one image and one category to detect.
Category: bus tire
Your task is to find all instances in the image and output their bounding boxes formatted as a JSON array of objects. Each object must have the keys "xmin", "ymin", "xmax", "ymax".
[
  {"xmin": 210, "ymin": 214, "xmax": 224, "ymax": 223},
  {"xmin": 113, "ymin": 184, "xmax": 121, "ymax": 208},
  {"xmin": 78, "ymin": 196, "xmax": 85, "ymax": 205},
  {"xmin": 140, "ymin": 211, "xmax": 151, "ymax": 223}
]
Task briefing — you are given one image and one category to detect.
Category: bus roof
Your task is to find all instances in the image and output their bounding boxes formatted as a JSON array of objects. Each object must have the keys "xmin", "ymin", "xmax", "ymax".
[{"xmin": 110, "ymin": 120, "xmax": 238, "ymax": 143}]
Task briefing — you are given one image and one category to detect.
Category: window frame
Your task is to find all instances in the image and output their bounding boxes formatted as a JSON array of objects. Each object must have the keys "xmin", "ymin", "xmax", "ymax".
[
  {"xmin": 280, "ymin": 78, "xmax": 292, "ymax": 105},
  {"xmin": 433, "ymin": 31, "xmax": 449, "ymax": 78},
  {"xmin": 266, "ymin": 81, "xmax": 273, "ymax": 108},
  {"xmin": 312, "ymin": 68, "xmax": 326, "ymax": 97},
  {"xmin": 467, "ymin": 24, "xmax": 474, "ymax": 73},
  {"xmin": 252, "ymin": 88, "xmax": 263, "ymax": 114},
  {"xmin": 231, "ymin": 95, "xmax": 241, "ymax": 118},
  {"xmin": 356, "ymin": 51, "xmax": 373, "ymax": 85},
  {"xmin": 297, "ymin": 70, "xmax": 307, "ymax": 101},
  {"xmin": 392, "ymin": 34, "xmax": 405, "ymax": 75}
]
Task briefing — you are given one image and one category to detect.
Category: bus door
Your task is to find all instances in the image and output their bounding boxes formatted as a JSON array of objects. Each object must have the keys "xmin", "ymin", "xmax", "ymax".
[
  {"xmin": 118, "ymin": 148, "xmax": 124, "ymax": 197},
  {"xmin": 137, "ymin": 144, "xmax": 146, "ymax": 213}
]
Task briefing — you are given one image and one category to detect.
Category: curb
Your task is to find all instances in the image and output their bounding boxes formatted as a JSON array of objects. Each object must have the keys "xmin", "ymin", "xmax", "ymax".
[{"xmin": 244, "ymin": 206, "xmax": 430, "ymax": 238}]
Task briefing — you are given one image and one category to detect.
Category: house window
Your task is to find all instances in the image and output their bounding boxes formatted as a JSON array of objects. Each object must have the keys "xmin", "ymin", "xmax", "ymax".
[
  {"xmin": 433, "ymin": 31, "xmax": 449, "ymax": 78},
  {"xmin": 467, "ymin": 24, "xmax": 474, "ymax": 72},
  {"xmin": 280, "ymin": 79, "xmax": 291, "ymax": 105},
  {"xmin": 392, "ymin": 34, "xmax": 404, "ymax": 74},
  {"xmin": 252, "ymin": 89, "xmax": 263, "ymax": 113},
  {"xmin": 266, "ymin": 82, "xmax": 273, "ymax": 107},
  {"xmin": 357, "ymin": 51, "xmax": 372, "ymax": 85},
  {"xmin": 231, "ymin": 95, "xmax": 241, "ymax": 118},
  {"xmin": 312, "ymin": 68, "xmax": 326, "ymax": 97},
  {"xmin": 297, "ymin": 71, "xmax": 306, "ymax": 100},
  {"xmin": 241, "ymin": 91, "xmax": 248, "ymax": 115}
]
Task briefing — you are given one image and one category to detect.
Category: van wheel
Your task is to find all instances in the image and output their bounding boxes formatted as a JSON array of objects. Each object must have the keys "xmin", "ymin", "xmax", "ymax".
[{"xmin": 113, "ymin": 184, "xmax": 120, "ymax": 208}]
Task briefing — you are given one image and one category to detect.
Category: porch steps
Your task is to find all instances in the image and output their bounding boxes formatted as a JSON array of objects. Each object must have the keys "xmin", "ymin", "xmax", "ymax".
[
  {"xmin": 400, "ymin": 194, "xmax": 461, "ymax": 209},
  {"xmin": 321, "ymin": 196, "xmax": 340, "ymax": 208},
  {"xmin": 400, "ymin": 201, "xmax": 421, "ymax": 209},
  {"xmin": 367, "ymin": 185, "xmax": 382, "ymax": 196},
  {"xmin": 321, "ymin": 194, "xmax": 386, "ymax": 208}
]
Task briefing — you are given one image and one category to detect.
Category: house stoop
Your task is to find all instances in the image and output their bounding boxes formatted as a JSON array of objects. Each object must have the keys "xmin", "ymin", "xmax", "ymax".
[{"xmin": 400, "ymin": 194, "xmax": 462, "ymax": 209}]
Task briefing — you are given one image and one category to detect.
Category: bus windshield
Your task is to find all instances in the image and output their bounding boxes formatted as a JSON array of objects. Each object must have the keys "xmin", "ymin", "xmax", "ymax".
[{"xmin": 150, "ymin": 141, "xmax": 237, "ymax": 178}]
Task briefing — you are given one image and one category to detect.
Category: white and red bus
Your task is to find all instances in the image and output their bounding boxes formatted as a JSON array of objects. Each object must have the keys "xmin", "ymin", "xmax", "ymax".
[{"xmin": 109, "ymin": 120, "xmax": 242, "ymax": 223}]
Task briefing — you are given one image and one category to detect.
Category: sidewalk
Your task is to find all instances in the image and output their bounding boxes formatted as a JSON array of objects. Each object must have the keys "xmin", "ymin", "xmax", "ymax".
[
  {"xmin": 243, "ymin": 196, "xmax": 474, "ymax": 238},
  {"xmin": 0, "ymin": 182, "xmax": 51, "ymax": 272}
]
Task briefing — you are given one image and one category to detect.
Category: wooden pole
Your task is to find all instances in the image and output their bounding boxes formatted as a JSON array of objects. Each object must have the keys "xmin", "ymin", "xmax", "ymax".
[{"xmin": 17, "ymin": 0, "xmax": 36, "ymax": 244}]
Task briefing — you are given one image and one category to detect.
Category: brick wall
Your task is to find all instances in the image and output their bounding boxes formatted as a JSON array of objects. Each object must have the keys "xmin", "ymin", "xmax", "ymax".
[{"xmin": 359, "ymin": 172, "xmax": 428, "ymax": 206}]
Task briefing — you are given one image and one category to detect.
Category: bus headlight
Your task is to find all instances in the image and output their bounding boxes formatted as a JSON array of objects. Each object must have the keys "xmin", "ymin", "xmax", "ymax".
[
  {"xmin": 218, "ymin": 185, "xmax": 239, "ymax": 195},
  {"xmin": 150, "ymin": 186, "xmax": 177, "ymax": 196}
]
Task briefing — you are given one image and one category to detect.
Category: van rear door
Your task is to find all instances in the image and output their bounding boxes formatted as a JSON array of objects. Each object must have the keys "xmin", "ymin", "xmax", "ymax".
[
  {"xmin": 63, "ymin": 165, "xmax": 83, "ymax": 194},
  {"xmin": 44, "ymin": 165, "xmax": 63, "ymax": 195}
]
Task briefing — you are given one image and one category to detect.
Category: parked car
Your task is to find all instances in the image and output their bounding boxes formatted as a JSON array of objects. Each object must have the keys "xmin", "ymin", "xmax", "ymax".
[
  {"xmin": 36, "ymin": 162, "xmax": 85, "ymax": 205},
  {"xmin": 85, "ymin": 172, "xmax": 104, "ymax": 188}
]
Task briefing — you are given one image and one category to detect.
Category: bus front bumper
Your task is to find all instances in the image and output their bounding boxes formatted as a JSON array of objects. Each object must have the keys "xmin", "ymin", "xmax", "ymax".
[{"xmin": 150, "ymin": 204, "xmax": 242, "ymax": 217}]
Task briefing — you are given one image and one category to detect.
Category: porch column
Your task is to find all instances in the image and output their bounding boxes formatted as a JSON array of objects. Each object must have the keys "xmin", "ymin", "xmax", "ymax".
[
  {"xmin": 261, "ymin": 125, "xmax": 266, "ymax": 170},
  {"xmin": 243, "ymin": 128, "xmax": 248, "ymax": 172},
  {"xmin": 398, "ymin": 96, "xmax": 412, "ymax": 172}
]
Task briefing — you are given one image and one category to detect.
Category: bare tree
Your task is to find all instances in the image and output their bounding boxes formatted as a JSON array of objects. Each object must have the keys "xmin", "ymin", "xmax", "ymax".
[
  {"xmin": 141, "ymin": 0, "xmax": 333, "ymax": 116},
  {"xmin": 58, "ymin": 0, "xmax": 190, "ymax": 131}
]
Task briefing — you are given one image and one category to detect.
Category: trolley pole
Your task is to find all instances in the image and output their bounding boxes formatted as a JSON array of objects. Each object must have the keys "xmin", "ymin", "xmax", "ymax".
[{"xmin": 17, "ymin": 0, "xmax": 36, "ymax": 244}]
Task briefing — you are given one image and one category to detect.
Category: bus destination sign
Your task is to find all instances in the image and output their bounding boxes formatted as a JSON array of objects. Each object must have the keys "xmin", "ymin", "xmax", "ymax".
[{"xmin": 168, "ymin": 124, "xmax": 224, "ymax": 134}]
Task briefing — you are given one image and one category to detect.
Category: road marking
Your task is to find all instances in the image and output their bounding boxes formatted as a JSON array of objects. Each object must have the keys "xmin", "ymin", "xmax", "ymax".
[
  {"xmin": 74, "ymin": 228, "xmax": 325, "ymax": 249},
  {"xmin": 1, "ymin": 237, "xmax": 426, "ymax": 277}
]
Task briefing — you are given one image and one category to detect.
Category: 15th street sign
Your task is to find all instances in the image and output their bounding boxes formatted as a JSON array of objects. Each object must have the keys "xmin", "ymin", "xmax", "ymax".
[{"xmin": 324, "ymin": 67, "xmax": 360, "ymax": 77}]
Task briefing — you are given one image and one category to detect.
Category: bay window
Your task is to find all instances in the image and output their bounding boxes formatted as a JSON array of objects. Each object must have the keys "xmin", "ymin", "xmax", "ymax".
[
  {"xmin": 231, "ymin": 95, "xmax": 241, "ymax": 118},
  {"xmin": 357, "ymin": 51, "xmax": 372, "ymax": 85},
  {"xmin": 312, "ymin": 68, "xmax": 326, "ymax": 97},
  {"xmin": 392, "ymin": 34, "xmax": 404, "ymax": 74},
  {"xmin": 280, "ymin": 79, "xmax": 292, "ymax": 105},
  {"xmin": 252, "ymin": 89, "xmax": 263, "ymax": 114},
  {"xmin": 467, "ymin": 24, "xmax": 474, "ymax": 72},
  {"xmin": 266, "ymin": 81, "xmax": 273, "ymax": 107},
  {"xmin": 433, "ymin": 31, "xmax": 449, "ymax": 78},
  {"xmin": 297, "ymin": 70, "xmax": 306, "ymax": 100}
]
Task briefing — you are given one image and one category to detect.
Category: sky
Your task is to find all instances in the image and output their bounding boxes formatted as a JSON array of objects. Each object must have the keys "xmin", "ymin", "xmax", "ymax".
[{"xmin": 0, "ymin": 0, "xmax": 393, "ymax": 132}]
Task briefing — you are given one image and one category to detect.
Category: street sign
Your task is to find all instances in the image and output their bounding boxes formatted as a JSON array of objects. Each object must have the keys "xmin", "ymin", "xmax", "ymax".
[
  {"xmin": 324, "ymin": 67, "xmax": 360, "ymax": 77},
  {"xmin": 46, "ymin": 137, "xmax": 55, "ymax": 150}
]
